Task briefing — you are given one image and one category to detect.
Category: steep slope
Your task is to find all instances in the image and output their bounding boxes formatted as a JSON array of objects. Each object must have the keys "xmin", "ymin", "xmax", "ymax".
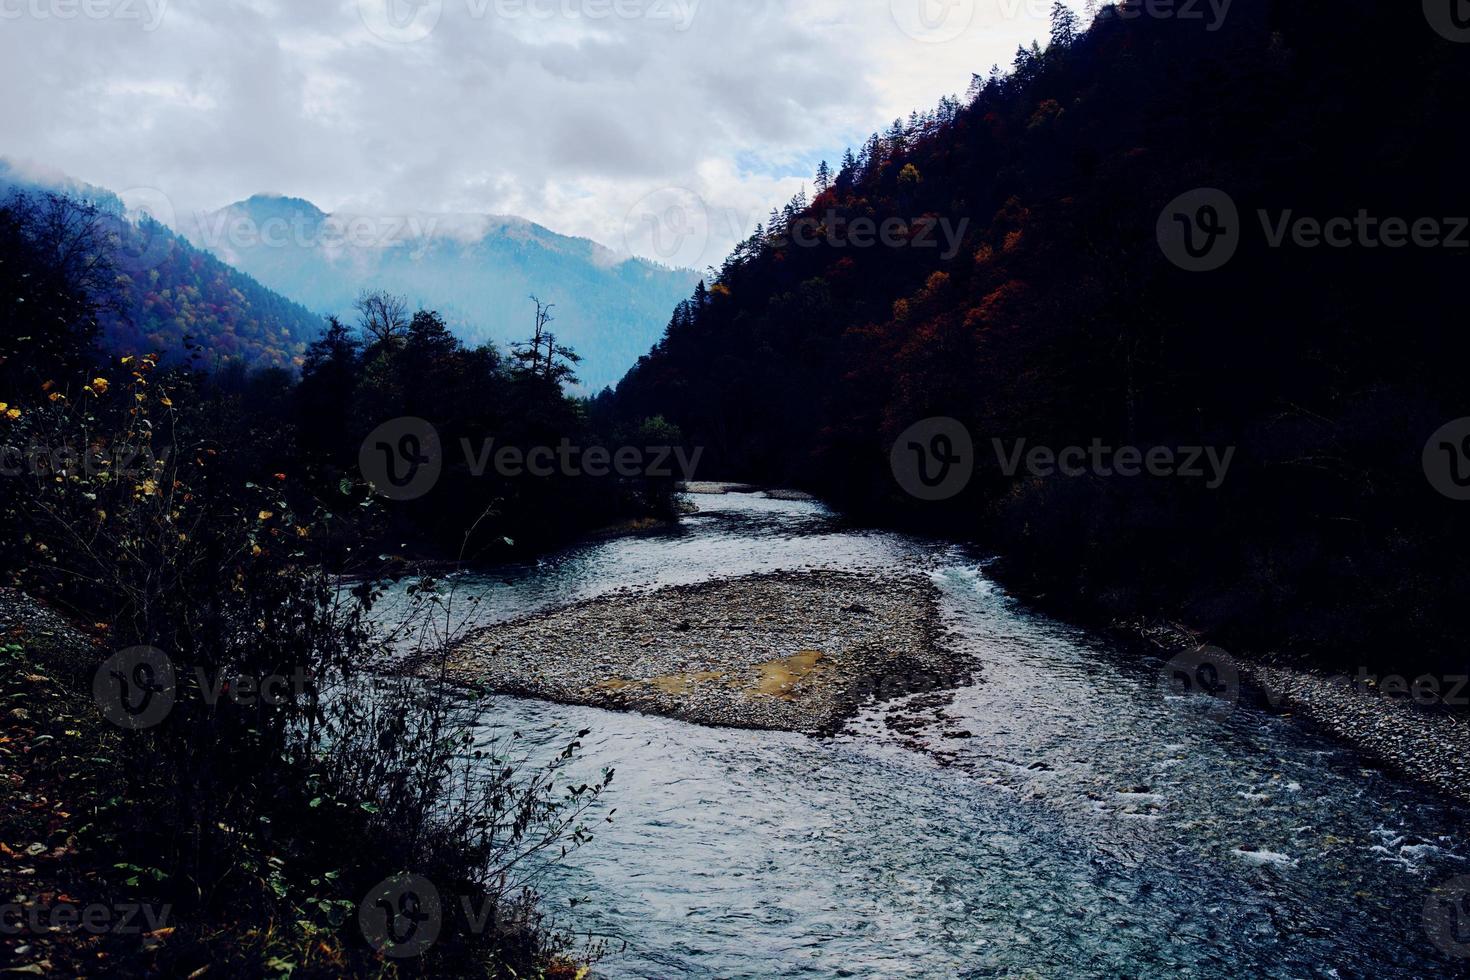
[
  {"xmin": 188, "ymin": 195, "xmax": 701, "ymax": 391},
  {"xmin": 0, "ymin": 162, "xmax": 324, "ymax": 373},
  {"xmin": 610, "ymin": 0, "xmax": 1470, "ymax": 674}
]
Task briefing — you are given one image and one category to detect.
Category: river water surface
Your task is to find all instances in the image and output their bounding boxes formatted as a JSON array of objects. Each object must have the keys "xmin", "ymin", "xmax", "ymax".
[{"xmin": 391, "ymin": 492, "xmax": 1470, "ymax": 978}]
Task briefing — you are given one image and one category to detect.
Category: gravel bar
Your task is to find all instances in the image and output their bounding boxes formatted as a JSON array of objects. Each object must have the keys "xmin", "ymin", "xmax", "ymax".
[{"xmin": 437, "ymin": 570, "xmax": 959, "ymax": 734}]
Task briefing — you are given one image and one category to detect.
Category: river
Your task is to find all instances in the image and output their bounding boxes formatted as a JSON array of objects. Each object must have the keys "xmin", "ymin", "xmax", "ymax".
[{"xmin": 387, "ymin": 491, "xmax": 1470, "ymax": 978}]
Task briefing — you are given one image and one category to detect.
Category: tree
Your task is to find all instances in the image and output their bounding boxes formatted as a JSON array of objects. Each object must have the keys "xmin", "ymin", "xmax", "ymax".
[
  {"xmin": 816, "ymin": 160, "xmax": 833, "ymax": 193},
  {"xmin": 353, "ymin": 289, "xmax": 409, "ymax": 347},
  {"xmin": 512, "ymin": 296, "xmax": 582, "ymax": 387},
  {"xmin": 899, "ymin": 164, "xmax": 923, "ymax": 190},
  {"xmin": 768, "ymin": 208, "xmax": 785, "ymax": 237},
  {"xmin": 296, "ymin": 315, "xmax": 361, "ymax": 459},
  {"xmin": 1050, "ymin": 1, "xmax": 1080, "ymax": 48},
  {"xmin": 0, "ymin": 191, "xmax": 117, "ymax": 391},
  {"xmin": 1013, "ymin": 43, "xmax": 1043, "ymax": 86},
  {"xmin": 886, "ymin": 118, "xmax": 907, "ymax": 153},
  {"xmin": 302, "ymin": 314, "xmax": 359, "ymax": 376}
]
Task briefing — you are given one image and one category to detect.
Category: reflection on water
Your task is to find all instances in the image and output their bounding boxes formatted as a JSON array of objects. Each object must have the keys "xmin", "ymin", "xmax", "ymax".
[{"xmin": 395, "ymin": 493, "xmax": 1470, "ymax": 978}]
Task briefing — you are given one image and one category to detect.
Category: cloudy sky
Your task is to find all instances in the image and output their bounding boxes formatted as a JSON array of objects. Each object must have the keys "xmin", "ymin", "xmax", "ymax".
[{"xmin": 0, "ymin": 0, "xmax": 1072, "ymax": 270}]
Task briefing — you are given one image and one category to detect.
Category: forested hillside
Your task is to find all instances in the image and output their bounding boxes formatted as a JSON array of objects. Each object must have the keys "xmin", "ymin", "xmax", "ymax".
[
  {"xmin": 611, "ymin": 0, "xmax": 1470, "ymax": 674},
  {"xmin": 1, "ymin": 165, "xmax": 323, "ymax": 372}
]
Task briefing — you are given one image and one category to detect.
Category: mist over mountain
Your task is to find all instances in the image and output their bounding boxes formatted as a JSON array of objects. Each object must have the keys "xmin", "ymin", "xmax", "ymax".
[
  {"xmin": 185, "ymin": 195, "xmax": 702, "ymax": 391},
  {"xmin": 0, "ymin": 160, "xmax": 323, "ymax": 373}
]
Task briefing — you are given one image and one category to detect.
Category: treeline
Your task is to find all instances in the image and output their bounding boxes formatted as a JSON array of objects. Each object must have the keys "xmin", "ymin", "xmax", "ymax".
[
  {"xmin": 283, "ymin": 291, "xmax": 682, "ymax": 562},
  {"xmin": 610, "ymin": 0, "xmax": 1470, "ymax": 676}
]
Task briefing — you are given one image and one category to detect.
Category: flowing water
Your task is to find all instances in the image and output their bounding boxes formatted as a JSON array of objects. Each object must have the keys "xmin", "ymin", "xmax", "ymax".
[{"xmin": 387, "ymin": 492, "xmax": 1470, "ymax": 978}]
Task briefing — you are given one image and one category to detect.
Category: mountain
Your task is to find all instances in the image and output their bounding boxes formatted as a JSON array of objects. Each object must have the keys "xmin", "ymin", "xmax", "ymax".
[
  {"xmin": 608, "ymin": 0, "xmax": 1469, "ymax": 676},
  {"xmin": 186, "ymin": 195, "xmax": 701, "ymax": 391},
  {"xmin": 0, "ymin": 161, "xmax": 324, "ymax": 373}
]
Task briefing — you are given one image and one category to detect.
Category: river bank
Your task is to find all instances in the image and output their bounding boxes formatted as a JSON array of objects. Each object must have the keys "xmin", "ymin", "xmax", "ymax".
[{"xmin": 433, "ymin": 569, "xmax": 959, "ymax": 734}]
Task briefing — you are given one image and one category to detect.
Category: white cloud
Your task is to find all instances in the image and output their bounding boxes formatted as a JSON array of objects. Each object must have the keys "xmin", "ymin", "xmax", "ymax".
[{"xmin": 0, "ymin": 0, "xmax": 1070, "ymax": 267}]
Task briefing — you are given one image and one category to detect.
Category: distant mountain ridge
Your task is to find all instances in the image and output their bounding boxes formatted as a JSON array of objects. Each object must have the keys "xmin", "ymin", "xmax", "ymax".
[
  {"xmin": 0, "ymin": 161, "xmax": 324, "ymax": 373},
  {"xmin": 185, "ymin": 194, "xmax": 702, "ymax": 391}
]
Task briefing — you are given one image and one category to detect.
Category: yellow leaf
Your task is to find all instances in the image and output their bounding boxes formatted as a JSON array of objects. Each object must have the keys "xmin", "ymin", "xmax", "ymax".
[{"xmin": 258, "ymin": 511, "xmax": 273, "ymax": 521}]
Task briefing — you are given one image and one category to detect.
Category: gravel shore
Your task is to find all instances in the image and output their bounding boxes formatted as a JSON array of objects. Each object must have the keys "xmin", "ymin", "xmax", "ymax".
[
  {"xmin": 1123, "ymin": 617, "xmax": 1470, "ymax": 806},
  {"xmin": 0, "ymin": 588, "xmax": 99, "ymax": 665},
  {"xmin": 1241, "ymin": 663, "xmax": 1470, "ymax": 806},
  {"xmin": 679, "ymin": 481, "xmax": 761, "ymax": 495},
  {"xmin": 437, "ymin": 570, "xmax": 959, "ymax": 734}
]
